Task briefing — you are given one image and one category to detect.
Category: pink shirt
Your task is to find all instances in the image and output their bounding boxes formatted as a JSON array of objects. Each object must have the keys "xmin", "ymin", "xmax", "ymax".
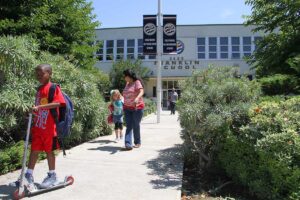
[{"xmin": 123, "ymin": 80, "xmax": 144, "ymax": 110}]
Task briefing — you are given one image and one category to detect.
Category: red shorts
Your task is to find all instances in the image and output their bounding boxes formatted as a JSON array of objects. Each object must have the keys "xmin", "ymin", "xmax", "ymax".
[{"xmin": 31, "ymin": 132, "xmax": 59, "ymax": 152}]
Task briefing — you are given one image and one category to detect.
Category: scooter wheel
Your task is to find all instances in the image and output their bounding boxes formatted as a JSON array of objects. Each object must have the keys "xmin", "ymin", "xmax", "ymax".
[
  {"xmin": 66, "ymin": 176, "xmax": 74, "ymax": 185},
  {"xmin": 13, "ymin": 189, "xmax": 25, "ymax": 200}
]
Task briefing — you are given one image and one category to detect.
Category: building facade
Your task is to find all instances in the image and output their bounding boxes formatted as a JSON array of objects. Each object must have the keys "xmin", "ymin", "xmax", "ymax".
[{"xmin": 95, "ymin": 24, "xmax": 262, "ymax": 108}]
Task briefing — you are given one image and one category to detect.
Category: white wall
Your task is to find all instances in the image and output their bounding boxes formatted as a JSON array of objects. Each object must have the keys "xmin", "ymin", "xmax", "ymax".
[{"xmin": 95, "ymin": 24, "xmax": 261, "ymax": 97}]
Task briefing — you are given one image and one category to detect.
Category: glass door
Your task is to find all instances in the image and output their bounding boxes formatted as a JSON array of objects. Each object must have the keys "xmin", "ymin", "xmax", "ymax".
[
  {"xmin": 162, "ymin": 90, "xmax": 169, "ymax": 109},
  {"xmin": 161, "ymin": 80, "xmax": 180, "ymax": 109}
]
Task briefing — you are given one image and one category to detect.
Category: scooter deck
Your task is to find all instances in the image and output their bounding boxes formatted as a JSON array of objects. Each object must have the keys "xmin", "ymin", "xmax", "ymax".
[
  {"xmin": 28, "ymin": 180, "xmax": 70, "ymax": 196},
  {"xmin": 14, "ymin": 176, "xmax": 74, "ymax": 199}
]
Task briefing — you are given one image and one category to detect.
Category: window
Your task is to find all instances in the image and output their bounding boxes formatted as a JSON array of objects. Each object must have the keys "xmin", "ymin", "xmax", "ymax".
[
  {"xmin": 116, "ymin": 40, "xmax": 124, "ymax": 60},
  {"xmin": 127, "ymin": 39, "xmax": 135, "ymax": 60},
  {"xmin": 153, "ymin": 86, "xmax": 156, "ymax": 97},
  {"xmin": 106, "ymin": 40, "xmax": 114, "ymax": 61},
  {"xmin": 220, "ymin": 37, "xmax": 228, "ymax": 59},
  {"xmin": 169, "ymin": 80, "xmax": 178, "ymax": 89},
  {"xmin": 231, "ymin": 37, "xmax": 240, "ymax": 59},
  {"xmin": 243, "ymin": 37, "xmax": 252, "ymax": 57},
  {"xmin": 95, "ymin": 40, "xmax": 103, "ymax": 61},
  {"xmin": 138, "ymin": 39, "xmax": 145, "ymax": 59},
  {"xmin": 197, "ymin": 37, "xmax": 205, "ymax": 59},
  {"xmin": 168, "ymin": 80, "xmax": 174, "ymax": 89},
  {"xmin": 162, "ymin": 80, "xmax": 178, "ymax": 89},
  {"xmin": 162, "ymin": 81, "xmax": 168, "ymax": 89},
  {"xmin": 149, "ymin": 55, "xmax": 156, "ymax": 59},
  {"xmin": 208, "ymin": 37, "xmax": 217, "ymax": 59}
]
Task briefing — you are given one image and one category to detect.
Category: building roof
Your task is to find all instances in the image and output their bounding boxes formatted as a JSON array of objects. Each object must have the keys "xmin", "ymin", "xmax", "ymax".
[{"xmin": 95, "ymin": 23, "xmax": 246, "ymax": 31}]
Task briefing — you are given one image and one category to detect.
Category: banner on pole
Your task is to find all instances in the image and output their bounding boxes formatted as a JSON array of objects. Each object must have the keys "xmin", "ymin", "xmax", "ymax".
[
  {"xmin": 143, "ymin": 15, "xmax": 157, "ymax": 54},
  {"xmin": 163, "ymin": 15, "xmax": 177, "ymax": 54}
]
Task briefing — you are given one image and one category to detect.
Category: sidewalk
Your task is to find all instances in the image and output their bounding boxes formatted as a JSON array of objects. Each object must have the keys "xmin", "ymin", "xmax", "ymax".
[{"xmin": 0, "ymin": 111, "xmax": 183, "ymax": 200}]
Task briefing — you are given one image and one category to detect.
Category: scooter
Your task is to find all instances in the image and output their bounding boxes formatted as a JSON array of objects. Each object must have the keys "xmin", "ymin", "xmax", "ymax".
[{"xmin": 13, "ymin": 113, "xmax": 74, "ymax": 200}]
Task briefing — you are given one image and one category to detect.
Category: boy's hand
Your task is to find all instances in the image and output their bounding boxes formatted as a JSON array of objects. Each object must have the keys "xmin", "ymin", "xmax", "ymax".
[{"xmin": 31, "ymin": 106, "xmax": 39, "ymax": 112}]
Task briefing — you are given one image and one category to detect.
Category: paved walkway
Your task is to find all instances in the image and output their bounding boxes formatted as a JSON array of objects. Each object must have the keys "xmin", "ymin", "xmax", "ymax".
[{"xmin": 0, "ymin": 111, "xmax": 183, "ymax": 200}]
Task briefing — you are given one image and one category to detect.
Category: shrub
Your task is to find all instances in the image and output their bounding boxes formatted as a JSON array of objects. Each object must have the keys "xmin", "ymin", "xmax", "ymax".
[
  {"xmin": 259, "ymin": 74, "xmax": 299, "ymax": 95},
  {"xmin": 143, "ymin": 97, "xmax": 156, "ymax": 116},
  {"xmin": 0, "ymin": 141, "xmax": 24, "ymax": 174},
  {"xmin": 178, "ymin": 66, "xmax": 261, "ymax": 168},
  {"xmin": 0, "ymin": 36, "xmax": 38, "ymax": 146},
  {"xmin": 219, "ymin": 96, "xmax": 300, "ymax": 199}
]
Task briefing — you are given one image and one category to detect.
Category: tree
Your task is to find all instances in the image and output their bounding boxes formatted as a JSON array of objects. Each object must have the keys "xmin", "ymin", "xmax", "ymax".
[
  {"xmin": 0, "ymin": 0, "xmax": 99, "ymax": 68},
  {"xmin": 245, "ymin": 0, "xmax": 300, "ymax": 77},
  {"xmin": 109, "ymin": 60, "xmax": 150, "ymax": 93}
]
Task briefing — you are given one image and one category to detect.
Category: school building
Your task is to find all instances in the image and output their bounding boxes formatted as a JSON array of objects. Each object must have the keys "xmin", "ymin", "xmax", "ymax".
[{"xmin": 94, "ymin": 24, "xmax": 262, "ymax": 109}]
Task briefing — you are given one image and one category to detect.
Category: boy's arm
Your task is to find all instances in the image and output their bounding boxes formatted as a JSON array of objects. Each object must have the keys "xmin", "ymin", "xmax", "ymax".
[{"xmin": 32, "ymin": 102, "xmax": 61, "ymax": 112}]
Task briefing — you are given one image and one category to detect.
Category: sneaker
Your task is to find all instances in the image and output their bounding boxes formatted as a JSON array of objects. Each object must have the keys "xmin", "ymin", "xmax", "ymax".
[
  {"xmin": 40, "ymin": 172, "xmax": 58, "ymax": 189},
  {"xmin": 24, "ymin": 173, "xmax": 37, "ymax": 191},
  {"xmin": 11, "ymin": 172, "xmax": 36, "ymax": 191}
]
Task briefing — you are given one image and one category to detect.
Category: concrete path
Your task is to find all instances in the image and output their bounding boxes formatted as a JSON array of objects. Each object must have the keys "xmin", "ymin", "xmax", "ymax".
[{"xmin": 0, "ymin": 111, "xmax": 183, "ymax": 200}]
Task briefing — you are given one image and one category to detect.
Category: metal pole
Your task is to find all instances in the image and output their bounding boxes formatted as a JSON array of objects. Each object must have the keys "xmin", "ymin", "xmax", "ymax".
[
  {"xmin": 19, "ymin": 113, "xmax": 32, "ymax": 196},
  {"xmin": 156, "ymin": 0, "xmax": 162, "ymax": 123}
]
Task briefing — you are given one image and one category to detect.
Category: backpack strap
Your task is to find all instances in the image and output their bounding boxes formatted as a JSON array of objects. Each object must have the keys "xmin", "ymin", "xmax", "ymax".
[
  {"xmin": 48, "ymin": 83, "xmax": 56, "ymax": 103},
  {"xmin": 49, "ymin": 83, "xmax": 59, "ymax": 123}
]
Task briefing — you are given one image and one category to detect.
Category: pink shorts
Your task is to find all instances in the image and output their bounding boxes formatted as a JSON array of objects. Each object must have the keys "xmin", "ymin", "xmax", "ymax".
[{"xmin": 31, "ymin": 132, "xmax": 59, "ymax": 152}]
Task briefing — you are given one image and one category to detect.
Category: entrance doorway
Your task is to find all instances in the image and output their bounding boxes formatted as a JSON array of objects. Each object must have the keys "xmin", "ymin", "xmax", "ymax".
[
  {"xmin": 162, "ymin": 89, "xmax": 181, "ymax": 109},
  {"xmin": 162, "ymin": 80, "xmax": 180, "ymax": 110}
]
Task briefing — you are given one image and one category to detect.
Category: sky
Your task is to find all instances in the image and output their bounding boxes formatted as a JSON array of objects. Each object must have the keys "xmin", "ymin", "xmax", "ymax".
[{"xmin": 88, "ymin": 0, "xmax": 252, "ymax": 29}]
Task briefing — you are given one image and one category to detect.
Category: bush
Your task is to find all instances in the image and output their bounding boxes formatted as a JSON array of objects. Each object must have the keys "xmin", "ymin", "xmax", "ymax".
[
  {"xmin": 0, "ymin": 141, "xmax": 24, "ymax": 174},
  {"xmin": 143, "ymin": 97, "xmax": 156, "ymax": 116},
  {"xmin": 0, "ymin": 141, "xmax": 55, "ymax": 175},
  {"xmin": 259, "ymin": 74, "xmax": 299, "ymax": 95},
  {"xmin": 219, "ymin": 96, "xmax": 300, "ymax": 200},
  {"xmin": 178, "ymin": 66, "xmax": 261, "ymax": 168},
  {"xmin": 0, "ymin": 36, "xmax": 38, "ymax": 146}
]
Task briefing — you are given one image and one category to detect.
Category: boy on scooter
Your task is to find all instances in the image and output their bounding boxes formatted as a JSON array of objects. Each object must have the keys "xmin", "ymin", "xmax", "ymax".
[{"xmin": 24, "ymin": 63, "xmax": 66, "ymax": 190}]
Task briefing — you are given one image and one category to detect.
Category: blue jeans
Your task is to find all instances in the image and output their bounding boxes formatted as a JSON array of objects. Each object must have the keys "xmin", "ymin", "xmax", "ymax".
[{"xmin": 124, "ymin": 109, "xmax": 144, "ymax": 147}]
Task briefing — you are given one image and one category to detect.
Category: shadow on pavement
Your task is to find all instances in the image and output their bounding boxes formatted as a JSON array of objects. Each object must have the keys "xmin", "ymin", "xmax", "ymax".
[
  {"xmin": 145, "ymin": 144, "xmax": 183, "ymax": 190},
  {"xmin": 88, "ymin": 139, "xmax": 115, "ymax": 145},
  {"xmin": 88, "ymin": 146, "xmax": 122, "ymax": 154},
  {"xmin": 0, "ymin": 184, "xmax": 15, "ymax": 200}
]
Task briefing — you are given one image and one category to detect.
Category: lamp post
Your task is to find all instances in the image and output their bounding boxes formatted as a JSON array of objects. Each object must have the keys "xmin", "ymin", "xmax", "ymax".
[{"xmin": 156, "ymin": 0, "xmax": 162, "ymax": 123}]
